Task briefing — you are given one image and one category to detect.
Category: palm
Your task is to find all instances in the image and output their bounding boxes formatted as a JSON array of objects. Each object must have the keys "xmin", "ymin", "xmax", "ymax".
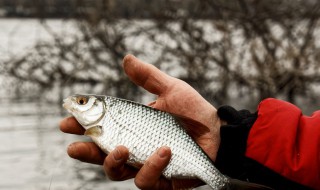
[
  {"xmin": 150, "ymin": 79, "xmax": 220, "ymax": 161},
  {"xmin": 145, "ymin": 80, "xmax": 220, "ymax": 189}
]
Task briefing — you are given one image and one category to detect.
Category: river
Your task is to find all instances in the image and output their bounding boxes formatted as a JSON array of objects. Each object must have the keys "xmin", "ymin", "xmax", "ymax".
[
  {"xmin": 0, "ymin": 18, "xmax": 137, "ymax": 190},
  {"xmin": 0, "ymin": 100, "xmax": 140, "ymax": 190}
]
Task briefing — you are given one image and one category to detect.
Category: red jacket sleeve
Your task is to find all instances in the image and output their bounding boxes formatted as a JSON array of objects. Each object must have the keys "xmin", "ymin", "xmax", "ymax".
[{"xmin": 245, "ymin": 98, "xmax": 320, "ymax": 189}]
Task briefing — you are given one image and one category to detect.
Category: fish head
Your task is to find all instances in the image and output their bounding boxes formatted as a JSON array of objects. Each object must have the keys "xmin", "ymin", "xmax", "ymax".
[{"xmin": 63, "ymin": 94, "xmax": 105, "ymax": 130}]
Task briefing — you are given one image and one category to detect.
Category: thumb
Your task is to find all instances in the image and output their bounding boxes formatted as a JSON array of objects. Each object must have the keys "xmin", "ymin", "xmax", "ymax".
[{"xmin": 122, "ymin": 54, "xmax": 172, "ymax": 95}]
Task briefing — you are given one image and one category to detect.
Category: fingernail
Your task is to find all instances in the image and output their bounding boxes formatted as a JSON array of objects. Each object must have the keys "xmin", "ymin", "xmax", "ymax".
[
  {"xmin": 157, "ymin": 147, "xmax": 169, "ymax": 158},
  {"xmin": 68, "ymin": 143, "xmax": 78, "ymax": 158},
  {"xmin": 113, "ymin": 148, "xmax": 122, "ymax": 161}
]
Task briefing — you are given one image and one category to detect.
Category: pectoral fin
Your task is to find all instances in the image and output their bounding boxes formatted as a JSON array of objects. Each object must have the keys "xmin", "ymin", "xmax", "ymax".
[{"xmin": 84, "ymin": 126, "xmax": 102, "ymax": 137}]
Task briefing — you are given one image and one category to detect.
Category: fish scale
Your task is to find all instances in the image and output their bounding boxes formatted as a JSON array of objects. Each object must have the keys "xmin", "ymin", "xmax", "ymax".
[
  {"xmin": 63, "ymin": 94, "xmax": 273, "ymax": 190},
  {"xmin": 90, "ymin": 96, "xmax": 228, "ymax": 189}
]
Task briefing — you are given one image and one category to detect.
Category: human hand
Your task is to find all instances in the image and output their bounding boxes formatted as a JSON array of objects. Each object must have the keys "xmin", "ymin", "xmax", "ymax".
[
  {"xmin": 60, "ymin": 54, "xmax": 222, "ymax": 189},
  {"xmin": 123, "ymin": 55, "xmax": 221, "ymax": 160}
]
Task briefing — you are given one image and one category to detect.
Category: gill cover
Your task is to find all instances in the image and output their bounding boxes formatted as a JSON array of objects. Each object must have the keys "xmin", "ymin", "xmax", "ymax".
[{"xmin": 63, "ymin": 95, "xmax": 106, "ymax": 129}]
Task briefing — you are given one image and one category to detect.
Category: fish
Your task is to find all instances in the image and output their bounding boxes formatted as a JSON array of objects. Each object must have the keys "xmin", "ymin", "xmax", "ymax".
[{"xmin": 63, "ymin": 94, "xmax": 273, "ymax": 190}]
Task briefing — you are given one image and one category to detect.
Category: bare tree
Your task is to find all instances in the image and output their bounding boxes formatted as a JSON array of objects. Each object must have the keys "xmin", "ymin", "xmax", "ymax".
[{"xmin": 3, "ymin": 0, "xmax": 320, "ymax": 112}]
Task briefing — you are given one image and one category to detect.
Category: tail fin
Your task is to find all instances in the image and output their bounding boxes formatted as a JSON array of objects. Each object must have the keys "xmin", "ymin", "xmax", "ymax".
[{"xmin": 225, "ymin": 179, "xmax": 274, "ymax": 190}]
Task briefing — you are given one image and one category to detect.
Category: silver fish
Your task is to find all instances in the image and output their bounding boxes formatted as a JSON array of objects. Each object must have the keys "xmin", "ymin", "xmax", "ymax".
[{"xmin": 63, "ymin": 94, "xmax": 272, "ymax": 190}]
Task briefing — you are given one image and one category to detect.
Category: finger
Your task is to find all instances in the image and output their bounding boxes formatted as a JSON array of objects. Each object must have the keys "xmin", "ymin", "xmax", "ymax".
[
  {"xmin": 104, "ymin": 146, "xmax": 137, "ymax": 181},
  {"xmin": 68, "ymin": 142, "xmax": 106, "ymax": 165},
  {"xmin": 123, "ymin": 54, "xmax": 172, "ymax": 95},
  {"xmin": 60, "ymin": 117, "xmax": 85, "ymax": 135},
  {"xmin": 134, "ymin": 146, "xmax": 171, "ymax": 190},
  {"xmin": 172, "ymin": 179, "xmax": 204, "ymax": 189}
]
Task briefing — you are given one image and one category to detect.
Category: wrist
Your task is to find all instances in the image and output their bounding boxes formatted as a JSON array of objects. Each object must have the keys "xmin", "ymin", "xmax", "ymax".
[{"xmin": 207, "ymin": 108, "xmax": 223, "ymax": 161}]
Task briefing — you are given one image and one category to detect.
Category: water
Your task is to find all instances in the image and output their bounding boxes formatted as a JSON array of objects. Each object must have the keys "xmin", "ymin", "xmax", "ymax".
[
  {"xmin": 0, "ymin": 100, "xmax": 139, "ymax": 190},
  {"xmin": 0, "ymin": 19, "xmax": 139, "ymax": 190}
]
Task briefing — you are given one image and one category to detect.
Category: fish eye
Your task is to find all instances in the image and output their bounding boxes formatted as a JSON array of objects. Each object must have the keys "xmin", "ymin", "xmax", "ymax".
[{"xmin": 76, "ymin": 97, "xmax": 88, "ymax": 105}]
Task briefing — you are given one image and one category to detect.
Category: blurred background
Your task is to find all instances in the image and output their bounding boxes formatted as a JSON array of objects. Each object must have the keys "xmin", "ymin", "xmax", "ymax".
[{"xmin": 1, "ymin": 0, "xmax": 320, "ymax": 189}]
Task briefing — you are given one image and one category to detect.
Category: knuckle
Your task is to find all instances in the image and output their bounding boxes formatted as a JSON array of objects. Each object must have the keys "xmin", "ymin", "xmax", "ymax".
[
  {"xmin": 134, "ymin": 176, "xmax": 152, "ymax": 190},
  {"xmin": 104, "ymin": 162, "xmax": 121, "ymax": 181},
  {"xmin": 107, "ymin": 173, "xmax": 122, "ymax": 181},
  {"xmin": 104, "ymin": 166, "xmax": 123, "ymax": 181},
  {"xmin": 134, "ymin": 161, "xmax": 159, "ymax": 189},
  {"xmin": 106, "ymin": 172, "xmax": 118, "ymax": 181}
]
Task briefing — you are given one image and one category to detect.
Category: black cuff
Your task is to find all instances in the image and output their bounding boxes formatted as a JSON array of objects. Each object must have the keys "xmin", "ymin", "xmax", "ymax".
[
  {"xmin": 215, "ymin": 105, "xmax": 257, "ymax": 178},
  {"xmin": 215, "ymin": 105, "xmax": 312, "ymax": 190}
]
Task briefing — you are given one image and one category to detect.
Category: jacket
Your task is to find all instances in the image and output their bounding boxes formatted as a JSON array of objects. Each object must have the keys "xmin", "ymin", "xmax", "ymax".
[{"xmin": 215, "ymin": 98, "xmax": 320, "ymax": 190}]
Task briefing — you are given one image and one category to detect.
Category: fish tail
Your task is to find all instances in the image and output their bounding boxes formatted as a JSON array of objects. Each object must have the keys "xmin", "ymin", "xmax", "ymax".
[
  {"xmin": 201, "ymin": 171, "xmax": 274, "ymax": 190},
  {"xmin": 197, "ymin": 170, "xmax": 228, "ymax": 190},
  {"xmin": 222, "ymin": 178, "xmax": 274, "ymax": 190}
]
